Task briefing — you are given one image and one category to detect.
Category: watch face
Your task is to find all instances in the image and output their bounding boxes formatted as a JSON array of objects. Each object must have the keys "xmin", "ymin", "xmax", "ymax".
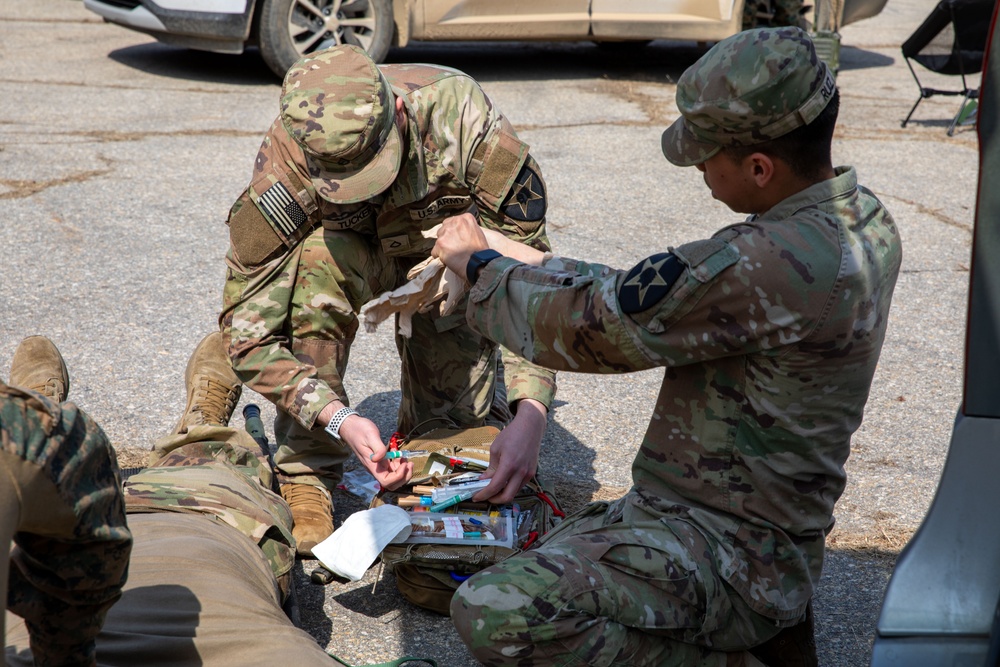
[
  {"xmin": 473, "ymin": 249, "xmax": 500, "ymax": 262},
  {"xmin": 467, "ymin": 249, "xmax": 502, "ymax": 285}
]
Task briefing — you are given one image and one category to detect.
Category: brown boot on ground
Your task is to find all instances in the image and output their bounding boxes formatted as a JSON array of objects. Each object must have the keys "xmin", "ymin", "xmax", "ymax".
[
  {"xmin": 173, "ymin": 332, "xmax": 242, "ymax": 434},
  {"xmin": 9, "ymin": 336, "xmax": 69, "ymax": 402},
  {"xmin": 281, "ymin": 483, "xmax": 334, "ymax": 557},
  {"xmin": 749, "ymin": 602, "xmax": 818, "ymax": 667}
]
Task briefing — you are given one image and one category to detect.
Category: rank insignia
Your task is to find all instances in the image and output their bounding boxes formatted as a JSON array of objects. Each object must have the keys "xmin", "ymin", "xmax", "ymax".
[
  {"xmin": 619, "ymin": 253, "xmax": 684, "ymax": 314},
  {"xmin": 257, "ymin": 181, "xmax": 307, "ymax": 238},
  {"xmin": 502, "ymin": 165, "xmax": 546, "ymax": 222}
]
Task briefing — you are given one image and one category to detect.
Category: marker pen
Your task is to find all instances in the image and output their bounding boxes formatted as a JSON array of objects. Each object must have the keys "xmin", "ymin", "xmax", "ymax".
[
  {"xmin": 385, "ymin": 450, "xmax": 430, "ymax": 459},
  {"xmin": 428, "ymin": 488, "xmax": 478, "ymax": 513},
  {"xmin": 396, "ymin": 496, "xmax": 433, "ymax": 507}
]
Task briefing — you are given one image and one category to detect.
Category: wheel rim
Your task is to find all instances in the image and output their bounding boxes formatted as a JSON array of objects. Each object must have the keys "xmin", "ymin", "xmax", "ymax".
[{"xmin": 286, "ymin": 0, "xmax": 377, "ymax": 57}]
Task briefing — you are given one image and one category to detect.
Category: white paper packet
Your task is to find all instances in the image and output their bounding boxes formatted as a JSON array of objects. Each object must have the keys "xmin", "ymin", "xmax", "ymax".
[{"xmin": 311, "ymin": 504, "xmax": 413, "ymax": 581}]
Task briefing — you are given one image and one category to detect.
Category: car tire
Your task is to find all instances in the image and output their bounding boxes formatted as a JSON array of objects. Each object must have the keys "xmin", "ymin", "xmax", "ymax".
[{"xmin": 258, "ymin": 0, "xmax": 394, "ymax": 79}]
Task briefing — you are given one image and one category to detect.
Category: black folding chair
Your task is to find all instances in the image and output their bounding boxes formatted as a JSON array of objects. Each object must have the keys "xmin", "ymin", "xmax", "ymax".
[{"xmin": 900, "ymin": 0, "xmax": 996, "ymax": 135}]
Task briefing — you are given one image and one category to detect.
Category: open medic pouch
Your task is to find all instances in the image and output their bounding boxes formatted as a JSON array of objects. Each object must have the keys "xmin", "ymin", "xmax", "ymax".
[{"xmin": 370, "ymin": 425, "xmax": 565, "ymax": 614}]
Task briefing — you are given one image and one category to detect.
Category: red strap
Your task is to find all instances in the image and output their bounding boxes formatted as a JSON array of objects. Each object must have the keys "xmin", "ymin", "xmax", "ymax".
[{"xmin": 536, "ymin": 491, "xmax": 565, "ymax": 518}]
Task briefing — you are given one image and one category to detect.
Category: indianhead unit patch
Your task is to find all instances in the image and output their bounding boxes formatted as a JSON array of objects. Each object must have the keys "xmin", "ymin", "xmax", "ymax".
[
  {"xmin": 257, "ymin": 181, "xmax": 307, "ymax": 238},
  {"xmin": 619, "ymin": 252, "xmax": 685, "ymax": 314},
  {"xmin": 501, "ymin": 164, "xmax": 546, "ymax": 222}
]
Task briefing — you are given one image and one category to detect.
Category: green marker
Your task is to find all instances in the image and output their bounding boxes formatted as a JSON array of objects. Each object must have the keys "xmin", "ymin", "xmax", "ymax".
[
  {"xmin": 428, "ymin": 488, "xmax": 477, "ymax": 512},
  {"xmin": 385, "ymin": 450, "xmax": 429, "ymax": 459}
]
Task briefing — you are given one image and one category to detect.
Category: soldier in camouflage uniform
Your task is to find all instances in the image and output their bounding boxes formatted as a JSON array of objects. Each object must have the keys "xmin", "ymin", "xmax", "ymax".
[
  {"xmin": 743, "ymin": 0, "xmax": 808, "ymax": 30},
  {"xmin": 5, "ymin": 333, "xmax": 335, "ymax": 666},
  {"xmin": 433, "ymin": 27, "xmax": 902, "ymax": 667},
  {"xmin": 2, "ymin": 336, "xmax": 132, "ymax": 667},
  {"xmin": 220, "ymin": 44, "xmax": 557, "ymax": 555}
]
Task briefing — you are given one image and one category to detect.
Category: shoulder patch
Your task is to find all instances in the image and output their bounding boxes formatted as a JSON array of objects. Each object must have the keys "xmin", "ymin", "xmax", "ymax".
[
  {"xmin": 257, "ymin": 181, "xmax": 307, "ymax": 238},
  {"xmin": 619, "ymin": 253, "xmax": 685, "ymax": 314},
  {"xmin": 501, "ymin": 164, "xmax": 546, "ymax": 222},
  {"xmin": 228, "ymin": 193, "xmax": 284, "ymax": 267}
]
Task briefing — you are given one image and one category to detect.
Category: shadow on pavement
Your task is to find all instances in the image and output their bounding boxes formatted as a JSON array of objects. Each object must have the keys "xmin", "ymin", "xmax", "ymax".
[
  {"xmin": 385, "ymin": 40, "xmax": 707, "ymax": 84},
  {"xmin": 104, "ymin": 39, "xmax": 710, "ymax": 85},
  {"xmin": 107, "ymin": 42, "xmax": 277, "ymax": 85},
  {"xmin": 815, "ymin": 545, "xmax": 899, "ymax": 667},
  {"xmin": 839, "ymin": 45, "xmax": 896, "ymax": 71}
]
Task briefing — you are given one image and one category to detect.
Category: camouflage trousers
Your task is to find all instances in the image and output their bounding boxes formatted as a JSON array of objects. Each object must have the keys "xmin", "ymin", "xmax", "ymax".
[
  {"xmin": 742, "ymin": 0, "xmax": 808, "ymax": 29},
  {"xmin": 451, "ymin": 499, "xmax": 780, "ymax": 667},
  {"xmin": 124, "ymin": 424, "xmax": 296, "ymax": 596},
  {"xmin": 273, "ymin": 227, "xmax": 508, "ymax": 491},
  {"xmin": 1, "ymin": 385, "xmax": 131, "ymax": 667}
]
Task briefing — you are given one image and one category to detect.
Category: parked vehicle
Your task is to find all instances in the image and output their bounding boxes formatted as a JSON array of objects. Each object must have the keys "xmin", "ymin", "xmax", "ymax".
[
  {"xmin": 83, "ymin": 0, "xmax": 889, "ymax": 78},
  {"xmin": 870, "ymin": 4, "xmax": 1000, "ymax": 666}
]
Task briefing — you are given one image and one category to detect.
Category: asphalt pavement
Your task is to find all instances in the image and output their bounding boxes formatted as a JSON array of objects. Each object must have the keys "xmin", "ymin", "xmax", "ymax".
[{"xmin": 0, "ymin": 1, "xmax": 978, "ymax": 665}]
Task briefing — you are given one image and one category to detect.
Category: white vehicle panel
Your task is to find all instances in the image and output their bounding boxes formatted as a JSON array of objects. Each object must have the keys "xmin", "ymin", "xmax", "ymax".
[
  {"xmin": 83, "ymin": 0, "xmax": 168, "ymax": 32},
  {"xmin": 150, "ymin": 0, "xmax": 248, "ymax": 13}
]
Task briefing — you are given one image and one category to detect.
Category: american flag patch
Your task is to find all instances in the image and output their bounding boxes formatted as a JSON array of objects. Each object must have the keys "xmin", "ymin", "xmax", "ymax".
[{"xmin": 258, "ymin": 181, "xmax": 307, "ymax": 237}]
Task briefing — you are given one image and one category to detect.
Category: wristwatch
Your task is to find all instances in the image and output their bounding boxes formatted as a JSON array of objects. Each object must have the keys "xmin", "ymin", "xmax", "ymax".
[
  {"xmin": 465, "ymin": 248, "xmax": 503, "ymax": 285},
  {"xmin": 324, "ymin": 406, "xmax": 357, "ymax": 441}
]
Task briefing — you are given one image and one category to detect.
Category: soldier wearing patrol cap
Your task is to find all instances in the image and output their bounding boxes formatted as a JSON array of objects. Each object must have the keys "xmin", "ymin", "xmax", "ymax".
[
  {"xmin": 433, "ymin": 26, "xmax": 901, "ymax": 666},
  {"xmin": 220, "ymin": 45, "xmax": 556, "ymax": 556}
]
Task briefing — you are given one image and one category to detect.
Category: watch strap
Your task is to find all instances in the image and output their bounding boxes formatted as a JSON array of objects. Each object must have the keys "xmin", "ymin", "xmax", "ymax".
[
  {"xmin": 324, "ymin": 406, "xmax": 357, "ymax": 440},
  {"xmin": 465, "ymin": 249, "xmax": 503, "ymax": 285}
]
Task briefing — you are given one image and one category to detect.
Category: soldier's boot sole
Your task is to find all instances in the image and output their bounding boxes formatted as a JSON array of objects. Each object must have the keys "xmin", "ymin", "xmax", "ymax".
[{"xmin": 173, "ymin": 332, "xmax": 242, "ymax": 434}]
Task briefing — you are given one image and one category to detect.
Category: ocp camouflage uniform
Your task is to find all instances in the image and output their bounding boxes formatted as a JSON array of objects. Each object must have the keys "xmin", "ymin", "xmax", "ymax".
[
  {"xmin": 221, "ymin": 46, "xmax": 556, "ymax": 490},
  {"xmin": 451, "ymin": 28, "xmax": 902, "ymax": 666},
  {"xmin": 123, "ymin": 424, "xmax": 296, "ymax": 596},
  {"xmin": 1, "ymin": 381, "xmax": 131, "ymax": 667}
]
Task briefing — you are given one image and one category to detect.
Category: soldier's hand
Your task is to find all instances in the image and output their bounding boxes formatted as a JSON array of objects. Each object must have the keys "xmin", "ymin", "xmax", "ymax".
[
  {"xmin": 339, "ymin": 413, "xmax": 413, "ymax": 491},
  {"xmin": 432, "ymin": 213, "xmax": 489, "ymax": 276},
  {"xmin": 473, "ymin": 399, "xmax": 547, "ymax": 504}
]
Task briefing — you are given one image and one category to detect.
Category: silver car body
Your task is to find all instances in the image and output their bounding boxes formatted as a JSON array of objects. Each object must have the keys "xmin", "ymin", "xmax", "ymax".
[{"xmin": 83, "ymin": 0, "xmax": 889, "ymax": 60}]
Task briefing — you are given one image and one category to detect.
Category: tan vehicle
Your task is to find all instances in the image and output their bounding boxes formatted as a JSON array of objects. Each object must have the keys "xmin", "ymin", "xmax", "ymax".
[{"xmin": 84, "ymin": 0, "xmax": 888, "ymax": 78}]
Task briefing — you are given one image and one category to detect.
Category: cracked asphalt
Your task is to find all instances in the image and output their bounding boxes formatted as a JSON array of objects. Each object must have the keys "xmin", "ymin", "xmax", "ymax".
[{"xmin": 0, "ymin": 1, "xmax": 976, "ymax": 665}]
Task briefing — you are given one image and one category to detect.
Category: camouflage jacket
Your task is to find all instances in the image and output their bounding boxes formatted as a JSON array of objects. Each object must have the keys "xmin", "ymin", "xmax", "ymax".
[
  {"xmin": 464, "ymin": 167, "xmax": 902, "ymax": 619},
  {"xmin": 121, "ymin": 427, "xmax": 296, "ymax": 590},
  {"xmin": 221, "ymin": 64, "xmax": 556, "ymax": 430},
  {"xmin": 1, "ymin": 382, "xmax": 132, "ymax": 666}
]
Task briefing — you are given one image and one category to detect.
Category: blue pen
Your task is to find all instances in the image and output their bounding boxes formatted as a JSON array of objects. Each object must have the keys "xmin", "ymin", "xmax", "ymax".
[{"xmin": 428, "ymin": 488, "xmax": 477, "ymax": 512}]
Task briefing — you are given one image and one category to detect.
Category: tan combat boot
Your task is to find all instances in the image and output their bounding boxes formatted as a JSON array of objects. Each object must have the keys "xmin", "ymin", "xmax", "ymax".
[
  {"xmin": 281, "ymin": 483, "xmax": 334, "ymax": 557},
  {"xmin": 173, "ymin": 332, "xmax": 242, "ymax": 434},
  {"xmin": 9, "ymin": 336, "xmax": 70, "ymax": 402}
]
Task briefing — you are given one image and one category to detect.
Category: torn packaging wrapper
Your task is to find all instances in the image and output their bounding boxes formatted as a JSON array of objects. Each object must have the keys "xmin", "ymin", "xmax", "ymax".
[{"xmin": 360, "ymin": 257, "xmax": 467, "ymax": 337}]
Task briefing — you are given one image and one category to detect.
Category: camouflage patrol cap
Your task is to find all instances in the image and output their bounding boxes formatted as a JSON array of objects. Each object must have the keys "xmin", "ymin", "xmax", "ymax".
[
  {"xmin": 661, "ymin": 27, "xmax": 837, "ymax": 167},
  {"xmin": 280, "ymin": 44, "xmax": 402, "ymax": 204}
]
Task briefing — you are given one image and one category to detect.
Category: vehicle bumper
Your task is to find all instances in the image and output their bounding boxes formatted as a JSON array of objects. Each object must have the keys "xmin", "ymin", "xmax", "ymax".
[{"xmin": 83, "ymin": 0, "xmax": 253, "ymax": 54}]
